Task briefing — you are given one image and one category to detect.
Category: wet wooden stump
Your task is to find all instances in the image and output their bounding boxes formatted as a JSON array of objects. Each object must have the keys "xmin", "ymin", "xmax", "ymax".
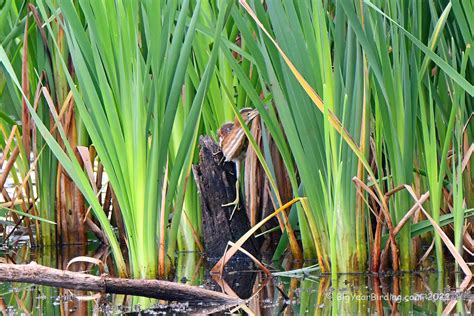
[{"xmin": 192, "ymin": 136, "xmax": 260, "ymax": 261}]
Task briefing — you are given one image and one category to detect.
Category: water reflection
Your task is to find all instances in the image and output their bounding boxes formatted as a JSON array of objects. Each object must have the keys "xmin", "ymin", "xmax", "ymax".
[
  {"xmin": 0, "ymin": 245, "xmax": 472, "ymax": 314},
  {"xmin": 252, "ymin": 271, "xmax": 473, "ymax": 315}
]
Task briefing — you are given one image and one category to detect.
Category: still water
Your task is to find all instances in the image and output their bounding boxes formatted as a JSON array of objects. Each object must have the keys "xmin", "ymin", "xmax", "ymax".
[{"xmin": 0, "ymin": 244, "xmax": 472, "ymax": 315}]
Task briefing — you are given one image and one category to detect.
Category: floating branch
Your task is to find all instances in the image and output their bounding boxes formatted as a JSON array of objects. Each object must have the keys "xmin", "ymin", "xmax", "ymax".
[{"xmin": 0, "ymin": 262, "xmax": 241, "ymax": 305}]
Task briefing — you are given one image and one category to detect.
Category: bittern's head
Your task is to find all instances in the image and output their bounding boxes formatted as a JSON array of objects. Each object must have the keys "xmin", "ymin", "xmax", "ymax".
[{"xmin": 239, "ymin": 108, "xmax": 258, "ymax": 123}]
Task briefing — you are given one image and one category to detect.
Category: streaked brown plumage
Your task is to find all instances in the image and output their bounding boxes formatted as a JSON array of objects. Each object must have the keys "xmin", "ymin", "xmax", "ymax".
[
  {"xmin": 218, "ymin": 108, "xmax": 259, "ymax": 168},
  {"xmin": 217, "ymin": 108, "xmax": 259, "ymax": 219}
]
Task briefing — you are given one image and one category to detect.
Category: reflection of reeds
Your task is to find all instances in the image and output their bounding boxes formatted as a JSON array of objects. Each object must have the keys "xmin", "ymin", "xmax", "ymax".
[
  {"xmin": 267, "ymin": 272, "xmax": 472, "ymax": 315},
  {"xmin": 0, "ymin": 0, "xmax": 472, "ymax": 286}
]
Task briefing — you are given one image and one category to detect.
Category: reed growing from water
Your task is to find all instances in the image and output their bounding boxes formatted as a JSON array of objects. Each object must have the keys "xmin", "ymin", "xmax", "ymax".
[{"xmin": 226, "ymin": 0, "xmax": 472, "ymax": 275}]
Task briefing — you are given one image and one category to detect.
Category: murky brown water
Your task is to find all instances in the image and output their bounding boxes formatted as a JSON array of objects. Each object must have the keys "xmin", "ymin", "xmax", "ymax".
[{"xmin": 0, "ymin": 244, "xmax": 472, "ymax": 315}]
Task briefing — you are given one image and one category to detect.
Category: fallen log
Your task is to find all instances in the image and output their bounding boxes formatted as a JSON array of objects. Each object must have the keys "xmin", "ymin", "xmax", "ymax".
[{"xmin": 0, "ymin": 262, "xmax": 241, "ymax": 305}]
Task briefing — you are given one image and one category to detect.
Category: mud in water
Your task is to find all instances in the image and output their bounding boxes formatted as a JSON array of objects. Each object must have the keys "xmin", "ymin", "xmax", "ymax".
[{"xmin": 0, "ymin": 244, "xmax": 472, "ymax": 315}]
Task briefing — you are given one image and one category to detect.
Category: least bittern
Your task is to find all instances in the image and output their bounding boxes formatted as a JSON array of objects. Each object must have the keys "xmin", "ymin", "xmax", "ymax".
[{"xmin": 218, "ymin": 108, "xmax": 259, "ymax": 220}]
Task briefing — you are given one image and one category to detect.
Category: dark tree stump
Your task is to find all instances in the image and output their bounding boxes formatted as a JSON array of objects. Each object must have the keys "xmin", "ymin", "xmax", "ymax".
[{"xmin": 192, "ymin": 136, "xmax": 261, "ymax": 260}]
